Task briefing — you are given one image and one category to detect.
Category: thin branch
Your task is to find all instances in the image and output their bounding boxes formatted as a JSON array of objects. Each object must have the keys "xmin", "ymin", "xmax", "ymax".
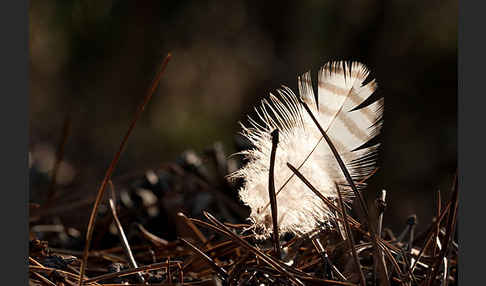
[{"xmin": 268, "ymin": 129, "xmax": 281, "ymax": 258}]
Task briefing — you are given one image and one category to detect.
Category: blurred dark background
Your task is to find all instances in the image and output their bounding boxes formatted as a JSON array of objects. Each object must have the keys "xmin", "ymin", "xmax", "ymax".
[{"xmin": 29, "ymin": 0, "xmax": 457, "ymax": 236}]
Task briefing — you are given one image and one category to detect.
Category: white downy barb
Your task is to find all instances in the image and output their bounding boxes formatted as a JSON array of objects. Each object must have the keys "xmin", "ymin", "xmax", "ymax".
[{"xmin": 229, "ymin": 61, "xmax": 383, "ymax": 238}]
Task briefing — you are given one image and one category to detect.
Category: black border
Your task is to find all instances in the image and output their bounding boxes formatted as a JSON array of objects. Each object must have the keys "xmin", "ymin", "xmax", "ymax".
[
  {"xmin": 1, "ymin": 0, "xmax": 28, "ymax": 284},
  {"xmin": 458, "ymin": 1, "xmax": 483, "ymax": 285}
]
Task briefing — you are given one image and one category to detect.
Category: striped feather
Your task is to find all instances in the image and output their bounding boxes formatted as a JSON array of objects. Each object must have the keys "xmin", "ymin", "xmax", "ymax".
[{"xmin": 229, "ymin": 61, "xmax": 383, "ymax": 238}]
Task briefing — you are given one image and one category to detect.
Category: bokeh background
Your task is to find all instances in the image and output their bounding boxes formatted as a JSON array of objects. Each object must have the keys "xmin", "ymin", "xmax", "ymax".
[{"xmin": 29, "ymin": 0, "xmax": 457, "ymax": 235}]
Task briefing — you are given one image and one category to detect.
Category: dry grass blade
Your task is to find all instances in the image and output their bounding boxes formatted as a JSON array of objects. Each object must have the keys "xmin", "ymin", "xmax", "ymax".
[
  {"xmin": 29, "ymin": 256, "xmax": 44, "ymax": 267},
  {"xmin": 410, "ymin": 201, "xmax": 452, "ymax": 272},
  {"xmin": 77, "ymin": 53, "xmax": 171, "ymax": 285},
  {"xmin": 189, "ymin": 218, "xmax": 233, "ymax": 238},
  {"xmin": 108, "ymin": 198, "xmax": 144, "ymax": 283},
  {"xmin": 374, "ymin": 190, "xmax": 388, "ymax": 285},
  {"xmin": 97, "ymin": 280, "xmax": 213, "ymax": 286},
  {"xmin": 268, "ymin": 129, "xmax": 281, "ymax": 258},
  {"xmin": 398, "ymin": 247, "xmax": 418, "ymax": 285},
  {"xmin": 227, "ymin": 253, "xmax": 250, "ymax": 280},
  {"xmin": 298, "ymin": 98, "xmax": 368, "ymax": 217},
  {"xmin": 177, "ymin": 262, "xmax": 184, "ymax": 283},
  {"xmin": 311, "ymin": 236, "xmax": 347, "ymax": 281},
  {"xmin": 31, "ymin": 271, "xmax": 58, "ymax": 286},
  {"xmin": 432, "ymin": 190, "xmax": 442, "ymax": 259},
  {"xmin": 427, "ymin": 174, "xmax": 458, "ymax": 285},
  {"xmin": 203, "ymin": 235, "xmax": 254, "ymax": 256},
  {"xmin": 375, "ymin": 240, "xmax": 404, "ymax": 280},
  {"xmin": 376, "ymin": 190, "xmax": 387, "ymax": 239},
  {"xmin": 335, "ymin": 183, "xmax": 366, "ymax": 286},
  {"xmin": 286, "ymin": 162, "xmax": 360, "ymax": 227},
  {"xmin": 202, "ymin": 211, "xmax": 305, "ymax": 286},
  {"xmin": 29, "ymin": 266, "xmax": 85, "ymax": 282},
  {"xmin": 167, "ymin": 257, "xmax": 172, "ymax": 284},
  {"xmin": 297, "ymin": 276, "xmax": 357, "ymax": 286},
  {"xmin": 180, "ymin": 220, "xmax": 246, "ymax": 273},
  {"xmin": 180, "ymin": 238, "xmax": 228, "ymax": 280},
  {"xmin": 178, "ymin": 212, "xmax": 209, "ymax": 247},
  {"xmin": 83, "ymin": 261, "xmax": 181, "ymax": 283},
  {"xmin": 136, "ymin": 223, "xmax": 169, "ymax": 248}
]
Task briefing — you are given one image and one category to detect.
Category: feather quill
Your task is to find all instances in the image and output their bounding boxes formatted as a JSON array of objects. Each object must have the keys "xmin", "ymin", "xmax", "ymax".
[{"xmin": 229, "ymin": 61, "xmax": 383, "ymax": 238}]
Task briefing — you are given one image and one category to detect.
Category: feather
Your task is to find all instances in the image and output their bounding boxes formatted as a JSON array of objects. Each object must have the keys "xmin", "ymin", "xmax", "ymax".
[{"xmin": 229, "ymin": 61, "xmax": 383, "ymax": 238}]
